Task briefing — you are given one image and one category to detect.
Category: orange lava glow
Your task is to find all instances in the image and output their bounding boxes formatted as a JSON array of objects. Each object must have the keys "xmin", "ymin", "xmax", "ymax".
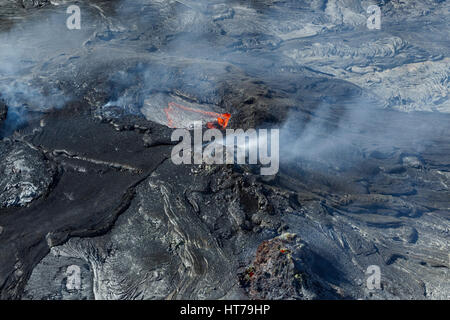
[{"xmin": 165, "ymin": 101, "xmax": 231, "ymax": 129}]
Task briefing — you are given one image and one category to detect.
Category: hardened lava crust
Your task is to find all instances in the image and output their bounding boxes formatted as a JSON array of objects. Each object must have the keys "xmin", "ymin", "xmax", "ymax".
[{"xmin": 0, "ymin": 0, "xmax": 449, "ymax": 300}]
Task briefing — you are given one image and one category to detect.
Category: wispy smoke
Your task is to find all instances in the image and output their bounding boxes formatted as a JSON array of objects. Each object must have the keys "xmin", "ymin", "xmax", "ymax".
[
  {"xmin": 97, "ymin": 0, "xmax": 448, "ymax": 173},
  {"xmin": 1, "ymin": 0, "xmax": 446, "ymax": 174},
  {"xmin": 0, "ymin": 1, "xmax": 98, "ymax": 135},
  {"xmin": 279, "ymin": 93, "xmax": 445, "ymax": 173}
]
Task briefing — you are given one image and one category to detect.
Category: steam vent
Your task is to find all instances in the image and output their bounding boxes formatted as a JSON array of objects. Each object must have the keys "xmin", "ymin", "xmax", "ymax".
[{"xmin": 0, "ymin": 0, "xmax": 448, "ymax": 303}]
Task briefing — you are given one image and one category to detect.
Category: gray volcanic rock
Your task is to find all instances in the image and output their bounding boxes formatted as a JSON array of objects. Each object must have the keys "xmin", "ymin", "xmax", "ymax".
[
  {"xmin": 0, "ymin": 139, "xmax": 54, "ymax": 208},
  {"xmin": 240, "ymin": 233, "xmax": 341, "ymax": 300},
  {"xmin": 0, "ymin": 100, "xmax": 6, "ymax": 124},
  {"xmin": 0, "ymin": 0, "xmax": 448, "ymax": 300},
  {"xmin": 22, "ymin": 252, "xmax": 94, "ymax": 300},
  {"xmin": 18, "ymin": 0, "xmax": 49, "ymax": 9},
  {"xmin": 22, "ymin": 162, "xmax": 283, "ymax": 299}
]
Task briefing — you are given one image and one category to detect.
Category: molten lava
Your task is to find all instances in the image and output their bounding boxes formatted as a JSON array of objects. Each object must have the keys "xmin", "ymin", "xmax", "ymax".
[{"xmin": 165, "ymin": 101, "xmax": 231, "ymax": 129}]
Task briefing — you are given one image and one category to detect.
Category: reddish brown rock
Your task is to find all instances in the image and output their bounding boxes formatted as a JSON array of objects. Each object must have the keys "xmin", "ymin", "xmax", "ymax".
[{"xmin": 240, "ymin": 233, "xmax": 341, "ymax": 300}]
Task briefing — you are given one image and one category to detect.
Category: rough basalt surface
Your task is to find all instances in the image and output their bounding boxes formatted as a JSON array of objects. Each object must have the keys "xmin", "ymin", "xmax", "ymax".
[
  {"xmin": 0, "ymin": 139, "xmax": 55, "ymax": 208},
  {"xmin": 0, "ymin": 100, "xmax": 6, "ymax": 125},
  {"xmin": 239, "ymin": 233, "xmax": 342, "ymax": 300},
  {"xmin": 0, "ymin": 0, "xmax": 449, "ymax": 300}
]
